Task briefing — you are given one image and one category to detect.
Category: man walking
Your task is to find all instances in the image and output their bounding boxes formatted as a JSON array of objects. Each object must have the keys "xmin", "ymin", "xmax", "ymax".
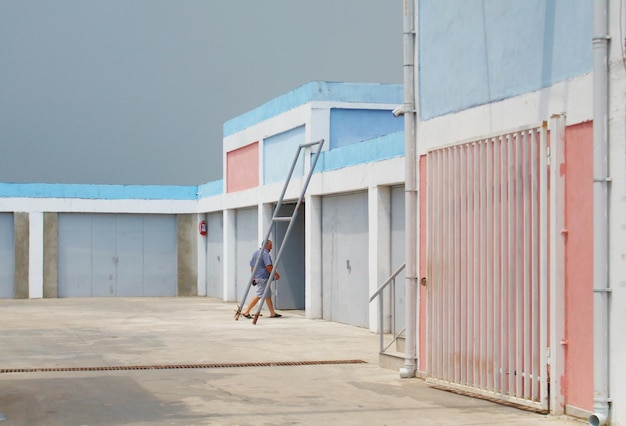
[{"xmin": 241, "ymin": 240, "xmax": 282, "ymax": 318}]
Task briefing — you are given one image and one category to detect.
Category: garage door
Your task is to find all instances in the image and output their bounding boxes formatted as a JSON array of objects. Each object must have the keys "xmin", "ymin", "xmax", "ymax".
[
  {"xmin": 322, "ymin": 192, "xmax": 369, "ymax": 328},
  {"xmin": 58, "ymin": 214, "xmax": 177, "ymax": 297},
  {"xmin": 0, "ymin": 213, "xmax": 14, "ymax": 298},
  {"xmin": 206, "ymin": 212, "xmax": 223, "ymax": 299}
]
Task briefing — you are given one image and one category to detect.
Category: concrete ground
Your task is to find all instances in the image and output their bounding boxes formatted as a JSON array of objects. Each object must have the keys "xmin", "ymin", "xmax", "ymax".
[{"xmin": 0, "ymin": 297, "xmax": 585, "ymax": 426}]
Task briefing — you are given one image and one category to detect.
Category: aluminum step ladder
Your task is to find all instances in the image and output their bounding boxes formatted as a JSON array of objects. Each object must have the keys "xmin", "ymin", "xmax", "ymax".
[{"xmin": 234, "ymin": 138, "xmax": 325, "ymax": 324}]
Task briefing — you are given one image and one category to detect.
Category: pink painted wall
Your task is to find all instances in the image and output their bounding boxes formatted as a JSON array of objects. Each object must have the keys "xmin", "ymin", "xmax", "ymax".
[
  {"xmin": 563, "ymin": 121, "xmax": 594, "ymax": 412},
  {"xmin": 419, "ymin": 154, "xmax": 428, "ymax": 372},
  {"xmin": 226, "ymin": 142, "xmax": 259, "ymax": 193}
]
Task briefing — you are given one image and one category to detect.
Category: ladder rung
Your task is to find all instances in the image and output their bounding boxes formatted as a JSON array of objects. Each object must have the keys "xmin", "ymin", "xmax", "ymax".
[{"xmin": 273, "ymin": 217, "xmax": 292, "ymax": 222}]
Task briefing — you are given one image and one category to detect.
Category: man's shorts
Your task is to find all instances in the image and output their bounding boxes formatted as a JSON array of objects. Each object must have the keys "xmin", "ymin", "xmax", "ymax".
[{"xmin": 254, "ymin": 278, "xmax": 269, "ymax": 297}]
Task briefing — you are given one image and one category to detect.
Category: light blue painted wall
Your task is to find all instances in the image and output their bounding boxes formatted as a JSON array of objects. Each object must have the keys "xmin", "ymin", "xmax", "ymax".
[
  {"xmin": 315, "ymin": 131, "xmax": 404, "ymax": 173},
  {"xmin": 263, "ymin": 125, "xmax": 306, "ymax": 185},
  {"xmin": 197, "ymin": 179, "xmax": 223, "ymax": 198},
  {"xmin": 329, "ymin": 109, "xmax": 404, "ymax": 149},
  {"xmin": 418, "ymin": 0, "xmax": 592, "ymax": 120},
  {"xmin": 224, "ymin": 81, "xmax": 403, "ymax": 137},
  {"xmin": 0, "ymin": 182, "xmax": 199, "ymax": 200}
]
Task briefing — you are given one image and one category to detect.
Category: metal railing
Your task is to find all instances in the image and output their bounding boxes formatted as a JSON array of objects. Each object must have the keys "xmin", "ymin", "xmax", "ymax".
[{"xmin": 369, "ymin": 263, "xmax": 406, "ymax": 354}]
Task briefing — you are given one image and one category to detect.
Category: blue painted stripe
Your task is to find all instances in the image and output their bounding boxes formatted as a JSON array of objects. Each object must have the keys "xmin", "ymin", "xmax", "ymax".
[
  {"xmin": 197, "ymin": 179, "xmax": 224, "ymax": 198},
  {"xmin": 0, "ymin": 183, "xmax": 200, "ymax": 200},
  {"xmin": 224, "ymin": 81, "xmax": 403, "ymax": 137},
  {"xmin": 314, "ymin": 131, "xmax": 404, "ymax": 172}
]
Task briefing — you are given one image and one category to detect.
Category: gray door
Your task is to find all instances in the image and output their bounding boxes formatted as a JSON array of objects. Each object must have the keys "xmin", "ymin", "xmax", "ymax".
[
  {"xmin": 235, "ymin": 208, "xmax": 257, "ymax": 302},
  {"xmin": 58, "ymin": 214, "xmax": 177, "ymax": 297},
  {"xmin": 116, "ymin": 215, "xmax": 144, "ymax": 296},
  {"xmin": 391, "ymin": 185, "xmax": 406, "ymax": 332},
  {"xmin": 274, "ymin": 203, "xmax": 305, "ymax": 310},
  {"xmin": 59, "ymin": 214, "xmax": 94, "ymax": 297},
  {"xmin": 206, "ymin": 212, "xmax": 223, "ymax": 299},
  {"xmin": 142, "ymin": 215, "xmax": 177, "ymax": 296},
  {"xmin": 0, "ymin": 213, "xmax": 14, "ymax": 298},
  {"xmin": 322, "ymin": 192, "xmax": 369, "ymax": 328}
]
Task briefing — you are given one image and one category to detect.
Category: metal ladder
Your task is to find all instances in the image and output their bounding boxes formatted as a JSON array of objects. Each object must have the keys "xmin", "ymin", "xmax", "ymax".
[{"xmin": 234, "ymin": 138, "xmax": 325, "ymax": 324}]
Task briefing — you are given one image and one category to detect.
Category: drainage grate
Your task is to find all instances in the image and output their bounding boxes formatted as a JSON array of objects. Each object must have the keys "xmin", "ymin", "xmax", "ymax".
[{"xmin": 0, "ymin": 359, "xmax": 366, "ymax": 374}]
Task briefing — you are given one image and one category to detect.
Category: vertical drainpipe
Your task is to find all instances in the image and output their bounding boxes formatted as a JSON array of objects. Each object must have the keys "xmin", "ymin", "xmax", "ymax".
[
  {"xmin": 400, "ymin": 0, "xmax": 418, "ymax": 379},
  {"xmin": 590, "ymin": 0, "xmax": 610, "ymax": 424}
]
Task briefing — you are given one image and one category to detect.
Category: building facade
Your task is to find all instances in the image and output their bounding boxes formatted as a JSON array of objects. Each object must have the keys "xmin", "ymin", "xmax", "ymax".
[{"xmin": 2, "ymin": 1, "xmax": 625, "ymax": 424}]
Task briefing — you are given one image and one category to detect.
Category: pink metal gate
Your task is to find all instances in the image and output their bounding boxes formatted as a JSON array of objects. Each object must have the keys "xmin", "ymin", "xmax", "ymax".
[{"xmin": 425, "ymin": 123, "xmax": 549, "ymax": 411}]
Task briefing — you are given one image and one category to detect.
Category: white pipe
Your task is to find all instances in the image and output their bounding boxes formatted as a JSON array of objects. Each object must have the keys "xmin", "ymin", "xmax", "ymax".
[
  {"xmin": 590, "ymin": 0, "xmax": 610, "ymax": 424},
  {"xmin": 400, "ymin": 0, "xmax": 418, "ymax": 379}
]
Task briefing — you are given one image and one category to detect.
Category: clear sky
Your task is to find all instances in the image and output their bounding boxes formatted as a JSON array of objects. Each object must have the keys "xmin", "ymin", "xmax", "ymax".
[{"xmin": 0, "ymin": 1, "xmax": 402, "ymax": 186}]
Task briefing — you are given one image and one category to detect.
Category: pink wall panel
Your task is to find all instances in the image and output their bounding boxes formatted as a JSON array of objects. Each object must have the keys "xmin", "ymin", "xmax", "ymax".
[
  {"xmin": 563, "ymin": 121, "xmax": 594, "ymax": 412},
  {"xmin": 226, "ymin": 142, "xmax": 259, "ymax": 193}
]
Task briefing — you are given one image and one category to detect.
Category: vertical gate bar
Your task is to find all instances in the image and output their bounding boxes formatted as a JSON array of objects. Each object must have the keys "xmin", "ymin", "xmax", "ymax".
[
  {"xmin": 493, "ymin": 137, "xmax": 502, "ymax": 393},
  {"xmin": 459, "ymin": 145, "xmax": 467, "ymax": 385},
  {"xmin": 523, "ymin": 130, "xmax": 532, "ymax": 399},
  {"xmin": 435, "ymin": 150, "xmax": 443, "ymax": 379},
  {"xmin": 539, "ymin": 121, "xmax": 549, "ymax": 409},
  {"xmin": 480, "ymin": 140, "xmax": 486, "ymax": 390},
  {"xmin": 480, "ymin": 139, "xmax": 487, "ymax": 389},
  {"xmin": 475, "ymin": 140, "xmax": 485, "ymax": 389},
  {"xmin": 440, "ymin": 149, "xmax": 446, "ymax": 380},
  {"xmin": 507, "ymin": 133, "xmax": 516, "ymax": 395},
  {"xmin": 440, "ymin": 149, "xmax": 447, "ymax": 380},
  {"xmin": 531, "ymin": 129, "xmax": 540, "ymax": 401},
  {"xmin": 454, "ymin": 146, "xmax": 462, "ymax": 384},
  {"xmin": 486, "ymin": 139, "xmax": 494, "ymax": 391},
  {"xmin": 473, "ymin": 142, "xmax": 480, "ymax": 387},
  {"xmin": 549, "ymin": 115, "xmax": 566, "ymax": 414},
  {"xmin": 480, "ymin": 140, "xmax": 492, "ymax": 389},
  {"xmin": 515, "ymin": 132, "xmax": 524, "ymax": 398},
  {"xmin": 426, "ymin": 151, "xmax": 434, "ymax": 376},
  {"xmin": 444, "ymin": 148, "xmax": 454, "ymax": 381},
  {"xmin": 467, "ymin": 144, "xmax": 475, "ymax": 386},
  {"xmin": 500, "ymin": 136, "xmax": 508, "ymax": 394},
  {"xmin": 442, "ymin": 148, "xmax": 449, "ymax": 381},
  {"xmin": 429, "ymin": 151, "xmax": 435, "ymax": 377},
  {"xmin": 465, "ymin": 144, "xmax": 474, "ymax": 386}
]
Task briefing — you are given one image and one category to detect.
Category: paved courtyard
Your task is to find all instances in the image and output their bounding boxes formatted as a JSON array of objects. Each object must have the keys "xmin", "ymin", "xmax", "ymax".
[{"xmin": 0, "ymin": 297, "xmax": 584, "ymax": 425}]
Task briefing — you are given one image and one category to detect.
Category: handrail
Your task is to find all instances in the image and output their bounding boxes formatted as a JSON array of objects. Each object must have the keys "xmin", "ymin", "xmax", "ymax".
[
  {"xmin": 369, "ymin": 263, "xmax": 406, "ymax": 303},
  {"xmin": 369, "ymin": 262, "xmax": 406, "ymax": 355}
]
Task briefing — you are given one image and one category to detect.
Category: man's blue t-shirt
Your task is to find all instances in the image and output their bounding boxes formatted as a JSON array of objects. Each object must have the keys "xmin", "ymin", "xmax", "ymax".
[{"xmin": 250, "ymin": 248, "xmax": 273, "ymax": 280}]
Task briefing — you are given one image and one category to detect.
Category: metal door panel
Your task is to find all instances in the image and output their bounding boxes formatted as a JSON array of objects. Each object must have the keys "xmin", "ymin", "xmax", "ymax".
[
  {"xmin": 206, "ymin": 212, "xmax": 223, "ymax": 299},
  {"xmin": 274, "ymin": 203, "xmax": 305, "ymax": 310},
  {"xmin": 322, "ymin": 192, "xmax": 369, "ymax": 327},
  {"xmin": 91, "ymin": 227, "xmax": 117, "ymax": 297},
  {"xmin": 58, "ymin": 214, "xmax": 93, "ymax": 298},
  {"xmin": 235, "ymin": 208, "xmax": 257, "ymax": 302},
  {"xmin": 143, "ymin": 215, "xmax": 177, "ymax": 296},
  {"xmin": 0, "ymin": 214, "xmax": 14, "ymax": 298},
  {"xmin": 115, "ymin": 215, "xmax": 144, "ymax": 296}
]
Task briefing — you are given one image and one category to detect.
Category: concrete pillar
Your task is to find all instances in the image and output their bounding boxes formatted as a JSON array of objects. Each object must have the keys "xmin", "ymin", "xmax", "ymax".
[
  {"xmin": 43, "ymin": 213, "xmax": 58, "ymax": 298},
  {"xmin": 177, "ymin": 214, "xmax": 198, "ymax": 296},
  {"xmin": 368, "ymin": 185, "xmax": 392, "ymax": 333},
  {"xmin": 13, "ymin": 212, "xmax": 29, "ymax": 299},
  {"xmin": 305, "ymin": 195, "xmax": 322, "ymax": 318},
  {"xmin": 223, "ymin": 209, "xmax": 237, "ymax": 302}
]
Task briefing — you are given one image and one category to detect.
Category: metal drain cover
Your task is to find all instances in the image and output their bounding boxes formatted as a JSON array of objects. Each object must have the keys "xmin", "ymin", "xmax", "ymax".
[{"xmin": 0, "ymin": 359, "xmax": 367, "ymax": 374}]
